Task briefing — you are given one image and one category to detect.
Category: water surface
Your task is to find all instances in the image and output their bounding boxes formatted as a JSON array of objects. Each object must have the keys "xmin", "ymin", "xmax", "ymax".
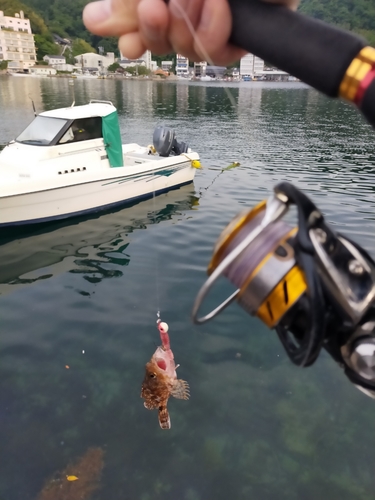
[{"xmin": 0, "ymin": 76, "xmax": 374, "ymax": 500}]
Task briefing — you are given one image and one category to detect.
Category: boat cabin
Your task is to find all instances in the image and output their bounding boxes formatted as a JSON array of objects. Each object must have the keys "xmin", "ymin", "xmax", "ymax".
[{"xmin": 15, "ymin": 100, "xmax": 124, "ymax": 167}]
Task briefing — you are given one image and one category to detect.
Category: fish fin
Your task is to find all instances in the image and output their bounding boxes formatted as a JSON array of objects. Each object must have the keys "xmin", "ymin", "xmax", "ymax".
[
  {"xmin": 144, "ymin": 400, "xmax": 157, "ymax": 410},
  {"xmin": 158, "ymin": 406, "xmax": 171, "ymax": 429},
  {"xmin": 171, "ymin": 379, "xmax": 190, "ymax": 400}
]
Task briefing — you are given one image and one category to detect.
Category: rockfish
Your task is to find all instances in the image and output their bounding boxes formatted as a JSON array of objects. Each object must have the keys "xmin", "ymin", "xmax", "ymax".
[{"xmin": 141, "ymin": 321, "xmax": 189, "ymax": 429}]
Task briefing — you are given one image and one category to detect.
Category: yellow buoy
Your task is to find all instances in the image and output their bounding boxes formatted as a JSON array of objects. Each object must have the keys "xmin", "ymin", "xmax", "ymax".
[{"xmin": 192, "ymin": 160, "xmax": 202, "ymax": 169}]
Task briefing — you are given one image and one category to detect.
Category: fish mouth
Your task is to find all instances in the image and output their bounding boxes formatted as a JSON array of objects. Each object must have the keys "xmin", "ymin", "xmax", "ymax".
[{"xmin": 155, "ymin": 357, "xmax": 167, "ymax": 371}]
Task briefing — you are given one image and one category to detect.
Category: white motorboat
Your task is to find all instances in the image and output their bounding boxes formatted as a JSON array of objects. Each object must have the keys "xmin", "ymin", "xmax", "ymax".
[{"xmin": 0, "ymin": 100, "xmax": 200, "ymax": 227}]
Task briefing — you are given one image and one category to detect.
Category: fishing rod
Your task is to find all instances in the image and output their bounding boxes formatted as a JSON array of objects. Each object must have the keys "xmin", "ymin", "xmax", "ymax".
[
  {"xmin": 228, "ymin": 0, "xmax": 375, "ymax": 130},
  {"xmin": 192, "ymin": 2, "xmax": 375, "ymax": 399}
]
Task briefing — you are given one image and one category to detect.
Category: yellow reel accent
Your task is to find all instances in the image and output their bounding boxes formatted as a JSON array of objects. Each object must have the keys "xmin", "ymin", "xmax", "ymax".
[{"xmin": 257, "ymin": 266, "xmax": 307, "ymax": 328}]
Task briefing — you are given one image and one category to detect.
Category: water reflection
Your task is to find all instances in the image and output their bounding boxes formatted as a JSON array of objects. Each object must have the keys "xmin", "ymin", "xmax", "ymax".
[{"xmin": 0, "ymin": 184, "xmax": 198, "ymax": 293}]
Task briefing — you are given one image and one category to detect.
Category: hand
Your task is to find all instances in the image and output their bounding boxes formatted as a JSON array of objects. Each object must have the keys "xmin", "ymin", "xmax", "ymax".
[{"xmin": 83, "ymin": 0, "xmax": 300, "ymax": 66}]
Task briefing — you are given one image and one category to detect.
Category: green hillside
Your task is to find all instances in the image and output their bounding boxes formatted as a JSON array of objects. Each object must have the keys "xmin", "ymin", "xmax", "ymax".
[{"xmin": 299, "ymin": 0, "xmax": 375, "ymax": 45}]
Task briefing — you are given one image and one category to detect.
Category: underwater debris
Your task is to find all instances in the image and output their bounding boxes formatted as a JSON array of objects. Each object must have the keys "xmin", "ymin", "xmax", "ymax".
[{"xmin": 37, "ymin": 447, "xmax": 104, "ymax": 500}]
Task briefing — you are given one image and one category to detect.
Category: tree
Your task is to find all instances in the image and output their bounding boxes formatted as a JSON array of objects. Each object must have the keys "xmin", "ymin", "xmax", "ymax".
[
  {"xmin": 107, "ymin": 62, "xmax": 121, "ymax": 73},
  {"xmin": 34, "ymin": 33, "xmax": 59, "ymax": 60},
  {"xmin": 71, "ymin": 38, "xmax": 96, "ymax": 57},
  {"xmin": 94, "ymin": 37, "xmax": 119, "ymax": 56},
  {"xmin": 125, "ymin": 65, "xmax": 151, "ymax": 76}
]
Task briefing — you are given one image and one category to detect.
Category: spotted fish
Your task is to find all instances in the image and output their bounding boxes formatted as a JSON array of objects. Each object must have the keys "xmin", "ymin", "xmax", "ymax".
[{"xmin": 141, "ymin": 321, "xmax": 189, "ymax": 429}]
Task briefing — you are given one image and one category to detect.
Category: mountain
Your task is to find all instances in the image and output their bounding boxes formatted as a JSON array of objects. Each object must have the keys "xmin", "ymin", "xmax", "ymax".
[{"xmin": 300, "ymin": 0, "xmax": 375, "ymax": 45}]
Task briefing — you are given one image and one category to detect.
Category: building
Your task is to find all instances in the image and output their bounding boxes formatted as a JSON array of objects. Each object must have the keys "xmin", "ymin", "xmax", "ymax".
[
  {"xmin": 141, "ymin": 50, "xmax": 152, "ymax": 70},
  {"xmin": 205, "ymin": 65, "xmax": 226, "ymax": 79},
  {"xmin": 176, "ymin": 54, "xmax": 189, "ymax": 78},
  {"xmin": 43, "ymin": 55, "xmax": 66, "ymax": 66},
  {"xmin": 230, "ymin": 67, "xmax": 240, "ymax": 80},
  {"xmin": 53, "ymin": 63, "xmax": 76, "ymax": 73},
  {"xmin": 74, "ymin": 52, "xmax": 115, "ymax": 72},
  {"xmin": 261, "ymin": 70, "xmax": 290, "ymax": 81},
  {"xmin": 119, "ymin": 58, "xmax": 146, "ymax": 70},
  {"xmin": 0, "ymin": 10, "xmax": 36, "ymax": 70},
  {"xmin": 193, "ymin": 61, "xmax": 207, "ymax": 78},
  {"xmin": 29, "ymin": 65, "xmax": 56, "ymax": 76},
  {"xmin": 53, "ymin": 34, "xmax": 70, "ymax": 46},
  {"xmin": 240, "ymin": 54, "xmax": 264, "ymax": 79},
  {"xmin": 161, "ymin": 60, "xmax": 173, "ymax": 73},
  {"xmin": 119, "ymin": 49, "xmax": 152, "ymax": 70}
]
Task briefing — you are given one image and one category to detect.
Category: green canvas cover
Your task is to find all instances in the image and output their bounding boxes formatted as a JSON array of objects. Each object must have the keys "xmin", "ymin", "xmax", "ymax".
[{"xmin": 102, "ymin": 111, "xmax": 124, "ymax": 167}]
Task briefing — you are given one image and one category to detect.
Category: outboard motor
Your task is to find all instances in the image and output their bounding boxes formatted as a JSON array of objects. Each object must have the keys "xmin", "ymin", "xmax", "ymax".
[{"xmin": 153, "ymin": 126, "xmax": 189, "ymax": 157}]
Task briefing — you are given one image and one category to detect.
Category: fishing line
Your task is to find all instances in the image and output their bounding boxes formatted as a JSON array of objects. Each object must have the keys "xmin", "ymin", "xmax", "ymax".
[
  {"xmin": 172, "ymin": 0, "xmax": 237, "ymax": 109},
  {"xmin": 151, "ymin": 169, "xmax": 161, "ymax": 321}
]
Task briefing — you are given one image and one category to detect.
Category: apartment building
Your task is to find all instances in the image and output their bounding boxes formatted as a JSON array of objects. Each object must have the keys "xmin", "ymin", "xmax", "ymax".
[
  {"xmin": 176, "ymin": 54, "xmax": 189, "ymax": 78},
  {"xmin": 0, "ymin": 10, "xmax": 37, "ymax": 70},
  {"xmin": 240, "ymin": 53, "xmax": 265, "ymax": 79}
]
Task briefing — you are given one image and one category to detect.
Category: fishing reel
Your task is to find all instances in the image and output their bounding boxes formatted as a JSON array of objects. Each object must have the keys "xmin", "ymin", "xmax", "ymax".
[{"xmin": 192, "ymin": 182, "xmax": 375, "ymax": 398}]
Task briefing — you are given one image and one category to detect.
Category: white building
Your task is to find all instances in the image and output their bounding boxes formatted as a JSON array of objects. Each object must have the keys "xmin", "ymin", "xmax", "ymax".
[
  {"xmin": 240, "ymin": 54, "xmax": 264, "ymax": 79},
  {"xmin": 141, "ymin": 50, "xmax": 152, "ymax": 70},
  {"xmin": 0, "ymin": 10, "xmax": 36, "ymax": 70},
  {"xmin": 161, "ymin": 60, "xmax": 173, "ymax": 72},
  {"xmin": 119, "ymin": 49, "xmax": 152, "ymax": 70},
  {"xmin": 53, "ymin": 63, "xmax": 76, "ymax": 73},
  {"xmin": 74, "ymin": 52, "xmax": 115, "ymax": 71},
  {"xmin": 119, "ymin": 58, "xmax": 146, "ymax": 70},
  {"xmin": 29, "ymin": 65, "xmax": 56, "ymax": 76},
  {"xmin": 176, "ymin": 53, "xmax": 189, "ymax": 77},
  {"xmin": 43, "ymin": 54, "xmax": 66, "ymax": 66}
]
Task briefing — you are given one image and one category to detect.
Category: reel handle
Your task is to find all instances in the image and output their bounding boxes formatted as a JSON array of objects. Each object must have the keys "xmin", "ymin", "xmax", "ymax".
[{"xmin": 228, "ymin": 0, "xmax": 375, "ymax": 129}]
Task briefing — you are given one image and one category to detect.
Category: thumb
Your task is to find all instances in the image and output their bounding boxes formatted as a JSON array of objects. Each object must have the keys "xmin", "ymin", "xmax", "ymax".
[{"xmin": 83, "ymin": 0, "xmax": 139, "ymax": 37}]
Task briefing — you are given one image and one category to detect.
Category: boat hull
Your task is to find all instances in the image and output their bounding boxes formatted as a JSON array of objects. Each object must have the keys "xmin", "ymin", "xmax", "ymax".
[{"xmin": 0, "ymin": 161, "xmax": 196, "ymax": 227}]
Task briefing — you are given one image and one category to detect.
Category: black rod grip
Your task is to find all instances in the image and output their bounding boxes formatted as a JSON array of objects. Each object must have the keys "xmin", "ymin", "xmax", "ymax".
[{"xmin": 228, "ymin": 0, "xmax": 366, "ymax": 97}]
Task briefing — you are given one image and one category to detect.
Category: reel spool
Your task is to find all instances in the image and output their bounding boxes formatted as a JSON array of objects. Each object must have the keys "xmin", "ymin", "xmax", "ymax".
[{"xmin": 206, "ymin": 200, "xmax": 305, "ymax": 329}]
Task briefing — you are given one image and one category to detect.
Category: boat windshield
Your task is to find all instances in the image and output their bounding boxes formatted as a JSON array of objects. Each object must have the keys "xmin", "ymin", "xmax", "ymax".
[{"xmin": 16, "ymin": 116, "xmax": 69, "ymax": 146}]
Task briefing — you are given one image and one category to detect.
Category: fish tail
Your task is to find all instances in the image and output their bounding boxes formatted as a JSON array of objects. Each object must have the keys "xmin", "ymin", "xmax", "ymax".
[{"xmin": 158, "ymin": 406, "xmax": 171, "ymax": 430}]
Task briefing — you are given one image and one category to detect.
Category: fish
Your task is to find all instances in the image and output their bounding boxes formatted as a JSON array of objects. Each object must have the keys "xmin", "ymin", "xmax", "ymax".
[{"xmin": 141, "ymin": 321, "xmax": 189, "ymax": 429}]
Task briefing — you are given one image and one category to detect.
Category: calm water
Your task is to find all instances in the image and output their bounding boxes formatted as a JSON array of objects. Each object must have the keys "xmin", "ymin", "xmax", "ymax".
[{"xmin": 0, "ymin": 75, "xmax": 374, "ymax": 500}]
